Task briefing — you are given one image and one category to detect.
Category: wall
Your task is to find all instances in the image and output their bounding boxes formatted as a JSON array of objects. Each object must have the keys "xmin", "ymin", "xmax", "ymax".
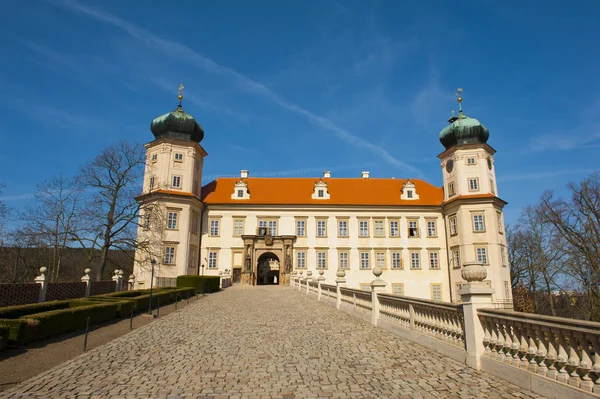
[{"xmin": 0, "ymin": 283, "xmax": 40, "ymax": 307}]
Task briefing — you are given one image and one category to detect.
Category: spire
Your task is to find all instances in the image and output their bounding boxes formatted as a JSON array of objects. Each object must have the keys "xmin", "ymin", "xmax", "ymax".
[
  {"xmin": 454, "ymin": 87, "xmax": 463, "ymax": 113},
  {"xmin": 178, "ymin": 83, "xmax": 184, "ymax": 107}
]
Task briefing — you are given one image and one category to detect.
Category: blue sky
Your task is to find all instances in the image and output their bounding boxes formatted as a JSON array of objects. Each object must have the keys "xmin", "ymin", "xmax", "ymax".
[{"xmin": 1, "ymin": 0, "xmax": 599, "ymax": 224}]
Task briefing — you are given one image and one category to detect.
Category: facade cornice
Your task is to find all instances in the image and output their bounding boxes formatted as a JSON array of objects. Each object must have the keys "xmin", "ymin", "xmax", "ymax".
[
  {"xmin": 442, "ymin": 194, "xmax": 507, "ymax": 211},
  {"xmin": 135, "ymin": 190, "xmax": 205, "ymax": 207},
  {"xmin": 437, "ymin": 143, "xmax": 497, "ymax": 159},
  {"xmin": 202, "ymin": 203, "xmax": 444, "ymax": 213},
  {"xmin": 145, "ymin": 137, "xmax": 209, "ymax": 157}
]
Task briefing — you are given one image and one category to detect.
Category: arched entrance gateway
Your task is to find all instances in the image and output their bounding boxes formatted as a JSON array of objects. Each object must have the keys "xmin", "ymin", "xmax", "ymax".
[{"xmin": 256, "ymin": 252, "xmax": 280, "ymax": 285}]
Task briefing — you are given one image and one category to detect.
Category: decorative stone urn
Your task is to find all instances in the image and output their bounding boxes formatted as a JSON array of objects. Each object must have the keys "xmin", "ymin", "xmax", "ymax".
[
  {"xmin": 307, "ymin": 271, "xmax": 313, "ymax": 277},
  {"xmin": 461, "ymin": 262, "xmax": 487, "ymax": 282},
  {"xmin": 317, "ymin": 269, "xmax": 325, "ymax": 281},
  {"xmin": 372, "ymin": 267, "xmax": 383, "ymax": 278},
  {"xmin": 336, "ymin": 270, "xmax": 346, "ymax": 278}
]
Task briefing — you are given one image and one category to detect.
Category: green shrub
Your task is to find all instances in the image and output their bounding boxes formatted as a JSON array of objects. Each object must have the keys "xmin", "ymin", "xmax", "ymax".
[
  {"xmin": 0, "ymin": 300, "xmax": 91, "ymax": 319},
  {"xmin": 69, "ymin": 298, "xmax": 134, "ymax": 318},
  {"xmin": 21, "ymin": 302, "xmax": 119, "ymax": 340},
  {"xmin": 176, "ymin": 275, "xmax": 220, "ymax": 294},
  {"xmin": 0, "ymin": 324, "xmax": 9, "ymax": 351},
  {"xmin": 0, "ymin": 318, "xmax": 39, "ymax": 344}
]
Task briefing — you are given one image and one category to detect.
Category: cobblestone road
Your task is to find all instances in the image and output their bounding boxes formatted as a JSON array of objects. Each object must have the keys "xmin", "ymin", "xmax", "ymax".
[{"xmin": 3, "ymin": 286, "xmax": 546, "ymax": 399}]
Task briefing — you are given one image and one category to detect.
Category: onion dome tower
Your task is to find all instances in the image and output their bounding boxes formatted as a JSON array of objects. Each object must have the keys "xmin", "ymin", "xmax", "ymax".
[{"xmin": 150, "ymin": 86, "xmax": 205, "ymax": 143}]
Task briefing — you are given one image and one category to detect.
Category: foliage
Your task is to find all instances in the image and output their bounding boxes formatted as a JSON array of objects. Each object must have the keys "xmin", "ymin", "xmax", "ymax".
[
  {"xmin": 0, "ymin": 300, "xmax": 75, "ymax": 319},
  {"xmin": 0, "ymin": 318, "xmax": 39, "ymax": 344},
  {"xmin": 0, "ymin": 324, "xmax": 9, "ymax": 351},
  {"xmin": 512, "ymin": 281, "xmax": 534, "ymax": 313},
  {"xmin": 176, "ymin": 275, "xmax": 220, "ymax": 294}
]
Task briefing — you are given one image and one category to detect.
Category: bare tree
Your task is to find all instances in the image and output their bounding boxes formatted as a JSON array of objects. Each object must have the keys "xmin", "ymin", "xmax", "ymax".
[
  {"xmin": 14, "ymin": 175, "xmax": 83, "ymax": 282},
  {"xmin": 75, "ymin": 141, "xmax": 145, "ymax": 280},
  {"xmin": 540, "ymin": 173, "xmax": 600, "ymax": 321},
  {"xmin": 0, "ymin": 183, "xmax": 9, "ymax": 244}
]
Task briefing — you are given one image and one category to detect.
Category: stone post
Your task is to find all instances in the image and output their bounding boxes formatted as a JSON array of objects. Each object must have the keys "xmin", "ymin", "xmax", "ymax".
[
  {"xmin": 317, "ymin": 270, "xmax": 325, "ymax": 301},
  {"xmin": 306, "ymin": 271, "xmax": 312, "ymax": 295},
  {"xmin": 370, "ymin": 267, "xmax": 387, "ymax": 327},
  {"xmin": 81, "ymin": 268, "xmax": 92, "ymax": 297},
  {"xmin": 117, "ymin": 270, "xmax": 124, "ymax": 291},
  {"xmin": 335, "ymin": 269, "xmax": 346, "ymax": 310},
  {"xmin": 34, "ymin": 267, "xmax": 48, "ymax": 303},
  {"xmin": 112, "ymin": 269, "xmax": 120, "ymax": 291},
  {"xmin": 458, "ymin": 262, "xmax": 494, "ymax": 370},
  {"xmin": 297, "ymin": 271, "xmax": 304, "ymax": 291},
  {"xmin": 128, "ymin": 274, "xmax": 135, "ymax": 290}
]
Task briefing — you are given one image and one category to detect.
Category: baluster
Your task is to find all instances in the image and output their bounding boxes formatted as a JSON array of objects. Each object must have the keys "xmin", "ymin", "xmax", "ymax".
[
  {"xmin": 518, "ymin": 323, "xmax": 529, "ymax": 369},
  {"xmin": 502, "ymin": 323, "xmax": 513, "ymax": 364},
  {"xmin": 556, "ymin": 329, "xmax": 570, "ymax": 384},
  {"xmin": 510, "ymin": 322, "xmax": 520, "ymax": 366},
  {"xmin": 481, "ymin": 317, "xmax": 491, "ymax": 355},
  {"xmin": 489, "ymin": 321, "xmax": 499, "ymax": 359},
  {"xmin": 495, "ymin": 320, "xmax": 506, "ymax": 361},
  {"xmin": 566, "ymin": 332, "xmax": 582, "ymax": 387},
  {"xmin": 578, "ymin": 333, "xmax": 594, "ymax": 392},
  {"xmin": 591, "ymin": 335, "xmax": 600, "ymax": 394},
  {"xmin": 535, "ymin": 325, "xmax": 548, "ymax": 376},
  {"xmin": 526, "ymin": 325, "xmax": 538, "ymax": 372},
  {"xmin": 545, "ymin": 328, "xmax": 559, "ymax": 380}
]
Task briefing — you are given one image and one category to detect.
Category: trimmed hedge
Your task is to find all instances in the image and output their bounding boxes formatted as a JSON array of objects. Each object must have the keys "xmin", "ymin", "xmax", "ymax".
[
  {"xmin": 176, "ymin": 275, "xmax": 220, "ymax": 294},
  {"xmin": 0, "ymin": 300, "xmax": 76, "ymax": 319},
  {"xmin": 69, "ymin": 298, "xmax": 134, "ymax": 318},
  {"xmin": 0, "ymin": 318, "xmax": 40, "ymax": 344},
  {"xmin": 21, "ymin": 302, "xmax": 119, "ymax": 341},
  {"xmin": 0, "ymin": 324, "xmax": 9, "ymax": 351}
]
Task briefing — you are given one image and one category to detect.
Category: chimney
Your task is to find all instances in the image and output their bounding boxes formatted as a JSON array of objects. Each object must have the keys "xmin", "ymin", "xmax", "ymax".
[
  {"xmin": 323, "ymin": 171, "xmax": 331, "ymax": 179},
  {"xmin": 361, "ymin": 171, "xmax": 370, "ymax": 179},
  {"xmin": 240, "ymin": 170, "xmax": 249, "ymax": 179}
]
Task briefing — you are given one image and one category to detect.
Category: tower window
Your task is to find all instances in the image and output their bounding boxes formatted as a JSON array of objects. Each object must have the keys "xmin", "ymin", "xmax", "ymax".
[
  {"xmin": 142, "ymin": 214, "xmax": 150, "ymax": 230},
  {"xmin": 149, "ymin": 176, "xmax": 155, "ymax": 189},
  {"xmin": 466, "ymin": 157, "xmax": 477, "ymax": 165},
  {"xmin": 452, "ymin": 248, "xmax": 461, "ymax": 268},
  {"xmin": 468, "ymin": 178, "xmax": 479, "ymax": 191},
  {"xmin": 172, "ymin": 176, "xmax": 181, "ymax": 188},
  {"xmin": 449, "ymin": 215, "xmax": 458, "ymax": 235},
  {"xmin": 174, "ymin": 153, "xmax": 183, "ymax": 161},
  {"xmin": 476, "ymin": 247, "xmax": 488, "ymax": 264},
  {"xmin": 448, "ymin": 182, "xmax": 456, "ymax": 197},
  {"xmin": 151, "ymin": 154, "xmax": 157, "ymax": 162},
  {"xmin": 490, "ymin": 178, "xmax": 496, "ymax": 195},
  {"xmin": 473, "ymin": 214, "xmax": 485, "ymax": 232},
  {"xmin": 167, "ymin": 212, "xmax": 178, "ymax": 229}
]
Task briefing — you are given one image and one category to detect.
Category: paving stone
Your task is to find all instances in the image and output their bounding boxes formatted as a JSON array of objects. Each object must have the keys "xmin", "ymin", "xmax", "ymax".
[{"xmin": 1, "ymin": 286, "xmax": 546, "ymax": 398}]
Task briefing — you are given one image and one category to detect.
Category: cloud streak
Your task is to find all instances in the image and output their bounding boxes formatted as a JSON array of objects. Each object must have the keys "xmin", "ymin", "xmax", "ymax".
[{"xmin": 53, "ymin": 0, "xmax": 422, "ymax": 176}]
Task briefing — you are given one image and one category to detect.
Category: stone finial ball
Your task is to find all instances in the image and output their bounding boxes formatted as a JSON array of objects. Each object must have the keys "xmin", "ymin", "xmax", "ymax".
[
  {"xmin": 84, "ymin": 268, "xmax": 91, "ymax": 274},
  {"xmin": 319, "ymin": 270, "xmax": 324, "ymax": 276},
  {"xmin": 118, "ymin": 270, "xmax": 123, "ymax": 275},
  {"xmin": 372, "ymin": 267, "xmax": 383, "ymax": 277},
  {"xmin": 129, "ymin": 274, "xmax": 135, "ymax": 279},
  {"xmin": 461, "ymin": 262, "xmax": 487, "ymax": 282},
  {"xmin": 39, "ymin": 267, "xmax": 47, "ymax": 274},
  {"xmin": 307, "ymin": 271, "xmax": 313, "ymax": 276},
  {"xmin": 114, "ymin": 269, "xmax": 119, "ymax": 274},
  {"xmin": 336, "ymin": 270, "xmax": 346, "ymax": 278}
]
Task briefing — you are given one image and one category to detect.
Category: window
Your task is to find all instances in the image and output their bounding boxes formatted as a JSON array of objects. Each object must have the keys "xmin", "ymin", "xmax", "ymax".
[
  {"xmin": 501, "ymin": 247, "xmax": 507, "ymax": 267},
  {"xmin": 174, "ymin": 153, "xmax": 183, "ymax": 161},
  {"xmin": 466, "ymin": 157, "xmax": 476, "ymax": 165},
  {"xmin": 389, "ymin": 220, "xmax": 399, "ymax": 237},
  {"xmin": 338, "ymin": 220, "xmax": 348, "ymax": 237},
  {"xmin": 191, "ymin": 213, "xmax": 198, "ymax": 234},
  {"xmin": 375, "ymin": 251, "xmax": 386, "ymax": 269},
  {"xmin": 452, "ymin": 248, "xmax": 461, "ymax": 269},
  {"xmin": 209, "ymin": 219, "xmax": 220, "ymax": 236},
  {"xmin": 259, "ymin": 220, "xmax": 277, "ymax": 235},
  {"xmin": 391, "ymin": 252, "xmax": 402, "ymax": 269},
  {"xmin": 359, "ymin": 220, "xmax": 369, "ymax": 237},
  {"xmin": 268, "ymin": 220, "xmax": 277, "ymax": 235},
  {"xmin": 408, "ymin": 220, "xmax": 419, "ymax": 237},
  {"xmin": 208, "ymin": 252, "xmax": 218, "ymax": 269},
  {"xmin": 296, "ymin": 220, "xmax": 306, "ymax": 237},
  {"xmin": 407, "ymin": 190, "xmax": 413, "ymax": 199},
  {"xmin": 149, "ymin": 176, "xmax": 155, "ymax": 189},
  {"xmin": 392, "ymin": 283, "xmax": 404, "ymax": 296},
  {"xmin": 449, "ymin": 215, "xmax": 458, "ymax": 235},
  {"xmin": 338, "ymin": 251, "xmax": 349, "ymax": 269},
  {"xmin": 167, "ymin": 212, "xmax": 178, "ymax": 229},
  {"xmin": 316, "ymin": 251, "xmax": 327, "ymax": 269},
  {"xmin": 490, "ymin": 178, "xmax": 496, "ymax": 195},
  {"xmin": 504, "ymin": 281, "xmax": 510, "ymax": 299},
  {"xmin": 473, "ymin": 214, "xmax": 485, "ymax": 232},
  {"xmin": 318, "ymin": 189, "xmax": 324, "ymax": 198},
  {"xmin": 172, "ymin": 175, "xmax": 181, "ymax": 188},
  {"xmin": 151, "ymin": 153, "xmax": 158, "ymax": 162},
  {"xmin": 497, "ymin": 212, "xmax": 503, "ymax": 234},
  {"xmin": 316, "ymin": 220, "xmax": 327, "ymax": 237},
  {"xmin": 431, "ymin": 284, "xmax": 442, "ymax": 301},
  {"xmin": 476, "ymin": 247, "xmax": 488, "ymax": 264},
  {"xmin": 429, "ymin": 252, "xmax": 440, "ymax": 269},
  {"xmin": 427, "ymin": 220, "xmax": 437, "ymax": 237},
  {"xmin": 374, "ymin": 220, "xmax": 385, "ymax": 237},
  {"xmin": 163, "ymin": 246, "xmax": 176, "ymax": 264},
  {"xmin": 360, "ymin": 252, "xmax": 370, "ymax": 269},
  {"xmin": 237, "ymin": 189, "xmax": 244, "ymax": 198},
  {"xmin": 468, "ymin": 178, "xmax": 479, "ymax": 191},
  {"xmin": 233, "ymin": 219, "xmax": 244, "ymax": 236},
  {"xmin": 296, "ymin": 251, "xmax": 306, "ymax": 269},
  {"xmin": 142, "ymin": 213, "xmax": 150, "ymax": 230},
  {"xmin": 410, "ymin": 252, "xmax": 420, "ymax": 269},
  {"xmin": 448, "ymin": 182, "xmax": 456, "ymax": 197}
]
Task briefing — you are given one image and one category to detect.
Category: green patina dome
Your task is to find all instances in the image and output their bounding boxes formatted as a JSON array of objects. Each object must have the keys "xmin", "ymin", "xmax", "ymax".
[
  {"xmin": 439, "ymin": 110, "xmax": 489, "ymax": 150},
  {"xmin": 150, "ymin": 105, "xmax": 204, "ymax": 143}
]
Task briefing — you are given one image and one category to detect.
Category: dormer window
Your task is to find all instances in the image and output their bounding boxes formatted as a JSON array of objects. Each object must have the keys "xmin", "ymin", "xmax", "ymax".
[
  {"xmin": 400, "ymin": 180, "xmax": 420, "ymax": 200},
  {"xmin": 231, "ymin": 179, "xmax": 250, "ymax": 199},
  {"xmin": 311, "ymin": 180, "xmax": 330, "ymax": 200},
  {"xmin": 174, "ymin": 153, "xmax": 183, "ymax": 162}
]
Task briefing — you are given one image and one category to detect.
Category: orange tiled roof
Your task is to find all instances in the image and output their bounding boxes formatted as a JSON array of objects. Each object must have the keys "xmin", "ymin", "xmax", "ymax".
[{"xmin": 201, "ymin": 178, "xmax": 444, "ymax": 206}]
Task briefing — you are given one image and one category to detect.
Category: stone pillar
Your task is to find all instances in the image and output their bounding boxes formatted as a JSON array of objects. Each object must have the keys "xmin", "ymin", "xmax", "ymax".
[
  {"xmin": 335, "ymin": 270, "xmax": 346, "ymax": 310},
  {"xmin": 317, "ymin": 270, "xmax": 325, "ymax": 301},
  {"xmin": 370, "ymin": 267, "xmax": 387, "ymax": 326},
  {"xmin": 297, "ymin": 271, "xmax": 304, "ymax": 291},
  {"xmin": 118, "ymin": 270, "xmax": 124, "ymax": 291},
  {"xmin": 112, "ymin": 269, "xmax": 120, "ymax": 291},
  {"xmin": 128, "ymin": 274, "xmax": 135, "ymax": 290},
  {"xmin": 458, "ymin": 262, "xmax": 494, "ymax": 370},
  {"xmin": 34, "ymin": 267, "xmax": 48, "ymax": 303},
  {"xmin": 306, "ymin": 271, "xmax": 312, "ymax": 295},
  {"xmin": 81, "ymin": 268, "xmax": 92, "ymax": 297}
]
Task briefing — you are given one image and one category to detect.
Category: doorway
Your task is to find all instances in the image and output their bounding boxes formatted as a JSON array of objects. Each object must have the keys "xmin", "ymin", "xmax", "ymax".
[
  {"xmin": 256, "ymin": 252, "xmax": 280, "ymax": 285},
  {"xmin": 232, "ymin": 268, "xmax": 242, "ymax": 285}
]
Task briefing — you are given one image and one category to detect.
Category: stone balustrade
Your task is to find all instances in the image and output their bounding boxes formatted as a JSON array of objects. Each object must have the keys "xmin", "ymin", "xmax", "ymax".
[
  {"xmin": 479, "ymin": 308, "xmax": 600, "ymax": 393},
  {"xmin": 339, "ymin": 287, "xmax": 372, "ymax": 311},
  {"xmin": 379, "ymin": 294, "xmax": 465, "ymax": 348}
]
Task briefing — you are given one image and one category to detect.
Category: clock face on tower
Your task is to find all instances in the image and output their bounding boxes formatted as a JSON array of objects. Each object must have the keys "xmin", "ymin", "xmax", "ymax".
[
  {"xmin": 487, "ymin": 158, "xmax": 493, "ymax": 170},
  {"xmin": 446, "ymin": 159, "xmax": 454, "ymax": 173}
]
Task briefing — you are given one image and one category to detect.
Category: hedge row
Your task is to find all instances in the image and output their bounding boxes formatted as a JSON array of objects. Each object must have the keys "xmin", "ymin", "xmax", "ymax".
[
  {"xmin": 0, "ymin": 324, "xmax": 9, "ymax": 351},
  {"xmin": 0, "ymin": 300, "xmax": 76, "ymax": 319},
  {"xmin": 176, "ymin": 275, "xmax": 220, "ymax": 294}
]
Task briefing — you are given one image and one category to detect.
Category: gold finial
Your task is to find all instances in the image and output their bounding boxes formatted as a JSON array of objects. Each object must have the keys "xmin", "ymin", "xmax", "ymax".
[
  {"xmin": 454, "ymin": 88, "xmax": 463, "ymax": 112},
  {"xmin": 178, "ymin": 83, "xmax": 184, "ymax": 106}
]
